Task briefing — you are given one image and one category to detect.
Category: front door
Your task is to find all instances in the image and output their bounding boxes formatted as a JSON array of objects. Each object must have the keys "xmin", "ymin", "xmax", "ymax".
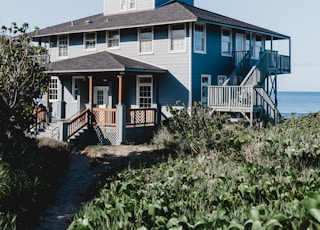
[
  {"xmin": 94, "ymin": 86, "xmax": 109, "ymax": 108},
  {"xmin": 235, "ymin": 33, "xmax": 245, "ymax": 65},
  {"xmin": 201, "ymin": 75, "xmax": 211, "ymax": 107}
]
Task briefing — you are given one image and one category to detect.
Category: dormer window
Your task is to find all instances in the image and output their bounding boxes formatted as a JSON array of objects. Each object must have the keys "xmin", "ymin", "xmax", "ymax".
[{"xmin": 84, "ymin": 32, "xmax": 96, "ymax": 50}]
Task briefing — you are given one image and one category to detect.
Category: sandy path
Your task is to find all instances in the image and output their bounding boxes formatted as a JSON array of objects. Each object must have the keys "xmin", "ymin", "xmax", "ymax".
[{"xmin": 35, "ymin": 145, "xmax": 158, "ymax": 230}]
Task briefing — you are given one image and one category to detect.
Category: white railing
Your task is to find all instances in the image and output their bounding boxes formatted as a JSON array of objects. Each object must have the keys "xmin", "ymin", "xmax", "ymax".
[
  {"xmin": 208, "ymin": 86, "xmax": 280, "ymax": 123},
  {"xmin": 207, "ymin": 86, "xmax": 253, "ymax": 110}
]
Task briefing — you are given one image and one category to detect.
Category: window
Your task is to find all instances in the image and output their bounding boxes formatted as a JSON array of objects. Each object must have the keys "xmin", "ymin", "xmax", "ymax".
[
  {"xmin": 139, "ymin": 27, "xmax": 153, "ymax": 54},
  {"xmin": 201, "ymin": 75, "xmax": 211, "ymax": 106},
  {"xmin": 129, "ymin": 0, "xmax": 136, "ymax": 9},
  {"xmin": 245, "ymin": 33, "xmax": 251, "ymax": 52},
  {"xmin": 170, "ymin": 24, "xmax": 185, "ymax": 52},
  {"xmin": 137, "ymin": 76, "xmax": 153, "ymax": 108},
  {"xmin": 218, "ymin": 75, "xmax": 227, "ymax": 86},
  {"xmin": 120, "ymin": 0, "xmax": 127, "ymax": 11},
  {"xmin": 194, "ymin": 23, "xmax": 206, "ymax": 53},
  {"xmin": 84, "ymin": 32, "xmax": 96, "ymax": 50},
  {"xmin": 120, "ymin": 0, "xmax": 135, "ymax": 11},
  {"xmin": 107, "ymin": 30, "xmax": 120, "ymax": 48},
  {"xmin": 49, "ymin": 77, "xmax": 58, "ymax": 101},
  {"xmin": 72, "ymin": 76, "xmax": 85, "ymax": 101},
  {"xmin": 58, "ymin": 35, "xmax": 68, "ymax": 57},
  {"xmin": 221, "ymin": 28, "xmax": 232, "ymax": 56},
  {"xmin": 254, "ymin": 34, "xmax": 264, "ymax": 59}
]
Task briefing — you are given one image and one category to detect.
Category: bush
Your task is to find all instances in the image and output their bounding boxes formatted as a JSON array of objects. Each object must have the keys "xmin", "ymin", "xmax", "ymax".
[{"xmin": 0, "ymin": 136, "xmax": 69, "ymax": 228}]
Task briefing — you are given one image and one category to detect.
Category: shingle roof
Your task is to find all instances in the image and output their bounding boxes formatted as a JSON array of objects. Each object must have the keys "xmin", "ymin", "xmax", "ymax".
[
  {"xmin": 33, "ymin": 1, "xmax": 289, "ymax": 39},
  {"xmin": 47, "ymin": 51, "xmax": 166, "ymax": 74}
]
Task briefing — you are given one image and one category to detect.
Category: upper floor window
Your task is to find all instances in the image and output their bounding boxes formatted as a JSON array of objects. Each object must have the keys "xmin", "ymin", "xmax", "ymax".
[
  {"xmin": 170, "ymin": 24, "xmax": 185, "ymax": 52},
  {"xmin": 84, "ymin": 32, "xmax": 96, "ymax": 50},
  {"xmin": 194, "ymin": 23, "xmax": 206, "ymax": 53},
  {"xmin": 139, "ymin": 27, "xmax": 153, "ymax": 54},
  {"xmin": 221, "ymin": 28, "xmax": 232, "ymax": 56},
  {"xmin": 107, "ymin": 30, "xmax": 120, "ymax": 49},
  {"xmin": 137, "ymin": 76, "xmax": 153, "ymax": 108},
  {"xmin": 121, "ymin": 0, "xmax": 136, "ymax": 11},
  {"xmin": 58, "ymin": 35, "xmax": 68, "ymax": 57},
  {"xmin": 49, "ymin": 77, "xmax": 58, "ymax": 101}
]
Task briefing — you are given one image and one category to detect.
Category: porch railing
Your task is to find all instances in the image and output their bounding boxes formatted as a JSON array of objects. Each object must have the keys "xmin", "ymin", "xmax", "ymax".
[
  {"xmin": 126, "ymin": 108, "xmax": 157, "ymax": 126},
  {"xmin": 278, "ymin": 55, "xmax": 290, "ymax": 73},
  {"xmin": 92, "ymin": 108, "xmax": 116, "ymax": 127},
  {"xmin": 67, "ymin": 108, "xmax": 90, "ymax": 138}
]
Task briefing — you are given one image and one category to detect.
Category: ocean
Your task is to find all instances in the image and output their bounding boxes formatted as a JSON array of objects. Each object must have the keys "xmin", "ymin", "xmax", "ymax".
[{"xmin": 277, "ymin": 92, "xmax": 320, "ymax": 118}]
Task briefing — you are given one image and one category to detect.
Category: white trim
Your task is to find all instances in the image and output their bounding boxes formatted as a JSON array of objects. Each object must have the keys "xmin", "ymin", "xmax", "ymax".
[
  {"xmin": 217, "ymin": 75, "xmax": 227, "ymax": 86},
  {"xmin": 72, "ymin": 76, "xmax": 85, "ymax": 102},
  {"xmin": 169, "ymin": 23, "xmax": 186, "ymax": 53},
  {"xmin": 138, "ymin": 27, "xmax": 154, "ymax": 55},
  {"xmin": 188, "ymin": 22, "xmax": 192, "ymax": 108},
  {"xmin": 136, "ymin": 75, "xmax": 153, "ymax": 108},
  {"xmin": 201, "ymin": 74, "xmax": 211, "ymax": 106},
  {"xmin": 194, "ymin": 23, "xmax": 206, "ymax": 54},
  {"xmin": 221, "ymin": 27, "xmax": 232, "ymax": 57},
  {"xmin": 84, "ymin": 32, "xmax": 97, "ymax": 51},
  {"xmin": 93, "ymin": 86, "xmax": 110, "ymax": 108}
]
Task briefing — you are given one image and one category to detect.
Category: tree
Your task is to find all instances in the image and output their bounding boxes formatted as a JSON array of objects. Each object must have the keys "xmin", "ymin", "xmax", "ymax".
[{"xmin": 0, "ymin": 23, "xmax": 49, "ymax": 152}]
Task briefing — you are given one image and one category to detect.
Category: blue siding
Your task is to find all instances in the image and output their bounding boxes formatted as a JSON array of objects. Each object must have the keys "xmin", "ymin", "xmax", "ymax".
[
  {"xmin": 155, "ymin": 0, "xmax": 194, "ymax": 7},
  {"xmin": 121, "ymin": 28, "xmax": 137, "ymax": 42},
  {"xmin": 97, "ymin": 31, "xmax": 106, "ymax": 44},
  {"xmin": 192, "ymin": 24, "xmax": 233, "ymax": 102},
  {"xmin": 69, "ymin": 33, "xmax": 83, "ymax": 46},
  {"xmin": 51, "ymin": 36, "xmax": 57, "ymax": 48}
]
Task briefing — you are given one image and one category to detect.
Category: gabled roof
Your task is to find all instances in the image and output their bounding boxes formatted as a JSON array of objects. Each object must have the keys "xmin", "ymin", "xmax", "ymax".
[
  {"xmin": 33, "ymin": 1, "xmax": 289, "ymax": 40},
  {"xmin": 47, "ymin": 51, "xmax": 167, "ymax": 75}
]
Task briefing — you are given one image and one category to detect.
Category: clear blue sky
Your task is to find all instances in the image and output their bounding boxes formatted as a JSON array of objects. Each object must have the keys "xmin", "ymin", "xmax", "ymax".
[{"xmin": 1, "ymin": 0, "xmax": 319, "ymax": 92}]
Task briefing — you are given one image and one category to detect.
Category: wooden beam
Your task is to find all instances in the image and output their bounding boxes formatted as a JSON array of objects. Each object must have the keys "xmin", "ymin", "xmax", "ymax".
[
  {"xmin": 118, "ymin": 75, "xmax": 123, "ymax": 105},
  {"xmin": 88, "ymin": 76, "xmax": 93, "ymax": 104}
]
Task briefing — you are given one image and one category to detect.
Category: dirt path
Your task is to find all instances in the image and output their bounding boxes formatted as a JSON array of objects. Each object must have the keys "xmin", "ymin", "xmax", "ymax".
[{"xmin": 35, "ymin": 145, "xmax": 160, "ymax": 230}]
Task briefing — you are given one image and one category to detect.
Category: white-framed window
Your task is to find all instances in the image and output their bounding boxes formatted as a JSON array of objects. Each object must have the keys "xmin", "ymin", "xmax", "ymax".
[
  {"xmin": 58, "ymin": 35, "xmax": 68, "ymax": 57},
  {"xmin": 254, "ymin": 34, "xmax": 264, "ymax": 59},
  {"xmin": 201, "ymin": 75, "xmax": 211, "ymax": 106},
  {"xmin": 221, "ymin": 28, "xmax": 232, "ymax": 56},
  {"xmin": 94, "ymin": 86, "xmax": 109, "ymax": 108},
  {"xmin": 137, "ymin": 75, "xmax": 153, "ymax": 108},
  {"xmin": 245, "ymin": 33, "xmax": 251, "ymax": 52},
  {"xmin": 139, "ymin": 27, "xmax": 153, "ymax": 54},
  {"xmin": 107, "ymin": 30, "xmax": 120, "ymax": 49},
  {"xmin": 84, "ymin": 32, "xmax": 96, "ymax": 50},
  {"xmin": 218, "ymin": 75, "xmax": 227, "ymax": 86},
  {"xmin": 194, "ymin": 23, "xmax": 206, "ymax": 53},
  {"xmin": 49, "ymin": 77, "xmax": 59, "ymax": 101},
  {"xmin": 170, "ymin": 23, "xmax": 186, "ymax": 52},
  {"xmin": 72, "ymin": 76, "xmax": 85, "ymax": 101},
  {"xmin": 120, "ymin": 0, "xmax": 136, "ymax": 11}
]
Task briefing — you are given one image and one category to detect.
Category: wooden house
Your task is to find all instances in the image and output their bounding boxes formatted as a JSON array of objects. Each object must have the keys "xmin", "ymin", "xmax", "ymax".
[{"xmin": 32, "ymin": 0, "xmax": 291, "ymax": 144}]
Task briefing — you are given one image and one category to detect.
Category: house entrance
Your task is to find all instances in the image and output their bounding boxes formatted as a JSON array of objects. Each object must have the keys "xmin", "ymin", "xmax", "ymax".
[{"xmin": 94, "ymin": 86, "xmax": 109, "ymax": 108}]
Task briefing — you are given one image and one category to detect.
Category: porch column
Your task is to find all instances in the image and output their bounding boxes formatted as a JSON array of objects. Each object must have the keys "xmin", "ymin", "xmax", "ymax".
[
  {"xmin": 116, "ymin": 74, "xmax": 126, "ymax": 145},
  {"xmin": 88, "ymin": 76, "xmax": 93, "ymax": 106}
]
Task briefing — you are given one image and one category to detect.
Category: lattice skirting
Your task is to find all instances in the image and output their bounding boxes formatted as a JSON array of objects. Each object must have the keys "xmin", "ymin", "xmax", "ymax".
[{"xmin": 95, "ymin": 126, "xmax": 117, "ymax": 145}]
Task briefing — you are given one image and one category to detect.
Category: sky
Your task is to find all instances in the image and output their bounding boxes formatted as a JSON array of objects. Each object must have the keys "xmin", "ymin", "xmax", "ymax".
[{"xmin": 0, "ymin": 0, "xmax": 319, "ymax": 92}]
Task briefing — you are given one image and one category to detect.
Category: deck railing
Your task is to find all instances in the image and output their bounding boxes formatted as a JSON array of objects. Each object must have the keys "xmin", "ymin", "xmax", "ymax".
[
  {"xmin": 278, "ymin": 55, "xmax": 290, "ymax": 73},
  {"xmin": 126, "ymin": 108, "xmax": 156, "ymax": 126},
  {"xmin": 207, "ymin": 86, "xmax": 253, "ymax": 110},
  {"xmin": 207, "ymin": 85, "xmax": 280, "ymax": 123},
  {"xmin": 92, "ymin": 108, "xmax": 117, "ymax": 127},
  {"xmin": 67, "ymin": 109, "xmax": 90, "ymax": 138}
]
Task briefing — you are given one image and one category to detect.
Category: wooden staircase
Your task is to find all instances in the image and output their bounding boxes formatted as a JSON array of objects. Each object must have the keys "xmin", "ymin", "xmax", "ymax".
[{"xmin": 208, "ymin": 50, "xmax": 283, "ymax": 126}]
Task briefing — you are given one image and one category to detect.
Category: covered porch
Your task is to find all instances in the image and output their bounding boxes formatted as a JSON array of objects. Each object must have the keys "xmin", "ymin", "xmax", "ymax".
[{"xmin": 45, "ymin": 51, "xmax": 166, "ymax": 145}]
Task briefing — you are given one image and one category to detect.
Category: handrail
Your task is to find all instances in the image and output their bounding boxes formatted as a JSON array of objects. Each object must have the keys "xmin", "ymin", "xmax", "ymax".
[
  {"xmin": 67, "ymin": 108, "xmax": 90, "ymax": 138},
  {"xmin": 227, "ymin": 51, "xmax": 251, "ymax": 86},
  {"xmin": 254, "ymin": 87, "xmax": 280, "ymax": 122}
]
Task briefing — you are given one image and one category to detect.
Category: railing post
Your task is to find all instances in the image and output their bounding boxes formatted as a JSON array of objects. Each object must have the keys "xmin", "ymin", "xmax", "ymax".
[
  {"xmin": 116, "ymin": 104, "xmax": 126, "ymax": 145},
  {"xmin": 59, "ymin": 121, "xmax": 68, "ymax": 142}
]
